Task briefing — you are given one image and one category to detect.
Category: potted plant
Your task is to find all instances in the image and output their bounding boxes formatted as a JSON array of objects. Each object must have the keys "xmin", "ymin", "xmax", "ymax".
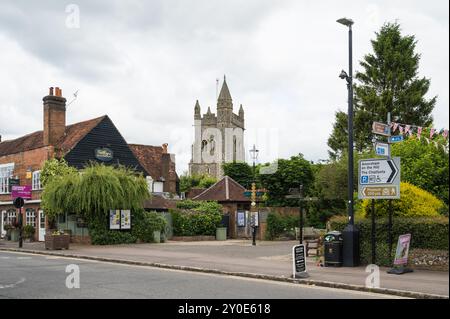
[
  {"xmin": 23, "ymin": 225, "xmax": 35, "ymax": 242},
  {"xmin": 4, "ymin": 224, "xmax": 13, "ymax": 241},
  {"xmin": 45, "ymin": 230, "xmax": 70, "ymax": 250}
]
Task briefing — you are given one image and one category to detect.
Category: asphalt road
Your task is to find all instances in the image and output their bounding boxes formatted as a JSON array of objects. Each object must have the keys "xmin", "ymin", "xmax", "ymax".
[{"xmin": 0, "ymin": 251, "xmax": 400, "ymax": 299}]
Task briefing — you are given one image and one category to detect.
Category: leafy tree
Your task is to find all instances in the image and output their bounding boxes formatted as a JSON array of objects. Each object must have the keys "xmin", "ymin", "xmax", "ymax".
[
  {"xmin": 259, "ymin": 155, "xmax": 314, "ymax": 206},
  {"xmin": 328, "ymin": 22, "xmax": 436, "ymax": 158},
  {"xmin": 40, "ymin": 158, "xmax": 77, "ymax": 187},
  {"xmin": 42, "ymin": 163, "xmax": 150, "ymax": 218},
  {"xmin": 179, "ymin": 173, "xmax": 217, "ymax": 192},
  {"xmin": 391, "ymin": 136, "xmax": 449, "ymax": 205},
  {"xmin": 222, "ymin": 162, "xmax": 254, "ymax": 188}
]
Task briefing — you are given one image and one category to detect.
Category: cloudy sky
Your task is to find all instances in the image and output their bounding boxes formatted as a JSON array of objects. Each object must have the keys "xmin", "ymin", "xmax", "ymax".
[{"xmin": 0, "ymin": 0, "xmax": 448, "ymax": 174}]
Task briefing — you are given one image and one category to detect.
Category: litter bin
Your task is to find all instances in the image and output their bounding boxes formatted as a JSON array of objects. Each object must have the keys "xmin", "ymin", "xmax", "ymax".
[
  {"xmin": 216, "ymin": 227, "xmax": 227, "ymax": 241},
  {"xmin": 324, "ymin": 231, "xmax": 343, "ymax": 267}
]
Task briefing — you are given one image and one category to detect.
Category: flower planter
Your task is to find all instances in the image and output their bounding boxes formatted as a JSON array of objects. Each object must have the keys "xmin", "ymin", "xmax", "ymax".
[{"xmin": 45, "ymin": 234, "xmax": 70, "ymax": 250}]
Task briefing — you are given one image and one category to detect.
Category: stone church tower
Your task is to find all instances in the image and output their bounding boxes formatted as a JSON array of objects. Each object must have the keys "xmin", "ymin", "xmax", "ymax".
[{"xmin": 189, "ymin": 77, "xmax": 245, "ymax": 179}]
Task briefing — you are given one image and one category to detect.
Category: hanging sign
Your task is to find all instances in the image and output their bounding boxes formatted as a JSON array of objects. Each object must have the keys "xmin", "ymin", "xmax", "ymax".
[{"xmin": 95, "ymin": 147, "xmax": 114, "ymax": 162}]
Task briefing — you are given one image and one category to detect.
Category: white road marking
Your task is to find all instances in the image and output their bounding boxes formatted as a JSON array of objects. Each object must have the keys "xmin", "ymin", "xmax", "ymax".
[
  {"xmin": 0, "ymin": 256, "xmax": 11, "ymax": 259},
  {"xmin": 0, "ymin": 278, "xmax": 26, "ymax": 289},
  {"xmin": 17, "ymin": 257, "xmax": 32, "ymax": 260}
]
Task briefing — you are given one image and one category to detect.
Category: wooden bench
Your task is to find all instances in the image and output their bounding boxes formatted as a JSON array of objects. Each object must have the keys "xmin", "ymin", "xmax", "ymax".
[{"xmin": 297, "ymin": 227, "xmax": 324, "ymax": 257}]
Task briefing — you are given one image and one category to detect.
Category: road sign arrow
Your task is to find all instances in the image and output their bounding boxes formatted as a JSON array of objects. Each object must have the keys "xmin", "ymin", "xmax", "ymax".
[{"xmin": 387, "ymin": 160, "xmax": 398, "ymax": 183}]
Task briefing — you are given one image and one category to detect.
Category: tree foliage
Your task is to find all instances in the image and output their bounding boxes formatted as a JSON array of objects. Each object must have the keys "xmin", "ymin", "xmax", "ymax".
[
  {"xmin": 259, "ymin": 155, "xmax": 314, "ymax": 206},
  {"xmin": 179, "ymin": 173, "xmax": 217, "ymax": 193},
  {"xmin": 328, "ymin": 22, "xmax": 436, "ymax": 158},
  {"xmin": 391, "ymin": 136, "xmax": 449, "ymax": 205},
  {"xmin": 222, "ymin": 162, "xmax": 254, "ymax": 188},
  {"xmin": 41, "ymin": 162, "xmax": 150, "ymax": 218}
]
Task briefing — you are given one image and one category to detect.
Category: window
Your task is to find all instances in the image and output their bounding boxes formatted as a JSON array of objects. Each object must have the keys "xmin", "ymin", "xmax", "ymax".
[
  {"xmin": 0, "ymin": 163, "xmax": 14, "ymax": 194},
  {"xmin": 32, "ymin": 170, "xmax": 42, "ymax": 190},
  {"xmin": 146, "ymin": 176, "xmax": 154, "ymax": 193},
  {"xmin": 153, "ymin": 181, "xmax": 164, "ymax": 193},
  {"xmin": 26, "ymin": 209, "xmax": 36, "ymax": 227},
  {"xmin": 5, "ymin": 209, "xmax": 16, "ymax": 226}
]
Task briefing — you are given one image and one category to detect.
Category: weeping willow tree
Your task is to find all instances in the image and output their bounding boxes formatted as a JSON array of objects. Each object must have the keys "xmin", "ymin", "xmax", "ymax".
[{"xmin": 42, "ymin": 162, "xmax": 150, "ymax": 219}]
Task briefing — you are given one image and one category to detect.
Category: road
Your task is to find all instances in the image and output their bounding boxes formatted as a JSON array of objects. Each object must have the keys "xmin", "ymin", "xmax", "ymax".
[{"xmin": 0, "ymin": 251, "xmax": 400, "ymax": 299}]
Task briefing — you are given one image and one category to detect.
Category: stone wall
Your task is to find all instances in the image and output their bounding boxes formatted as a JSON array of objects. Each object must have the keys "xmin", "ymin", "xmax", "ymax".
[{"xmin": 409, "ymin": 249, "xmax": 449, "ymax": 271}]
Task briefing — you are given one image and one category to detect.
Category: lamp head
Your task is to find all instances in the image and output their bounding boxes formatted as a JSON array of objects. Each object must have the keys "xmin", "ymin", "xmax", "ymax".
[
  {"xmin": 337, "ymin": 18, "xmax": 354, "ymax": 27},
  {"xmin": 339, "ymin": 70, "xmax": 348, "ymax": 80}
]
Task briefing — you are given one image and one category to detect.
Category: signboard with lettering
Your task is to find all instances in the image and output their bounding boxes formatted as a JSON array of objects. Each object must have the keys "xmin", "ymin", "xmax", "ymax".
[
  {"xmin": 292, "ymin": 244, "xmax": 307, "ymax": 277},
  {"xmin": 389, "ymin": 135, "xmax": 404, "ymax": 143},
  {"xmin": 372, "ymin": 122, "xmax": 391, "ymax": 136},
  {"xmin": 358, "ymin": 158, "xmax": 401, "ymax": 199},
  {"xmin": 95, "ymin": 147, "xmax": 114, "ymax": 162},
  {"xmin": 11, "ymin": 185, "xmax": 32, "ymax": 200}
]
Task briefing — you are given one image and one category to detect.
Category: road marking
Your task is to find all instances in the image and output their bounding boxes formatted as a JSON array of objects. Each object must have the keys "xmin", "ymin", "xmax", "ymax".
[
  {"xmin": 17, "ymin": 257, "xmax": 32, "ymax": 260},
  {"xmin": 0, "ymin": 256, "xmax": 11, "ymax": 259},
  {"xmin": 0, "ymin": 278, "xmax": 26, "ymax": 289}
]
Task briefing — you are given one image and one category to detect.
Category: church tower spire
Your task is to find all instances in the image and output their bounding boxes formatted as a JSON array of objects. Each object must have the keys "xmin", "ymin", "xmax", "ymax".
[{"xmin": 194, "ymin": 100, "xmax": 201, "ymax": 120}]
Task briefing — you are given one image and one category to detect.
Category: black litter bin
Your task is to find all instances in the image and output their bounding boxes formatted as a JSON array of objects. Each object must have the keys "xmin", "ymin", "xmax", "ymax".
[{"xmin": 324, "ymin": 231, "xmax": 343, "ymax": 267}]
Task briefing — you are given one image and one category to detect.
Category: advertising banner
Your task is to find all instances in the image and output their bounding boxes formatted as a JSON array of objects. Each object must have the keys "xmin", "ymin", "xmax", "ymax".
[
  {"xmin": 121, "ymin": 210, "xmax": 131, "ymax": 230},
  {"xmin": 109, "ymin": 210, "xmax": 121, "ymax": 230},
  {"xmin": 11, "ymin": 185, "xmax": 32, "ymax": 200},
  {"xmin": 393, "ymin": 234, "xmax": 412, "ymax": 265}
]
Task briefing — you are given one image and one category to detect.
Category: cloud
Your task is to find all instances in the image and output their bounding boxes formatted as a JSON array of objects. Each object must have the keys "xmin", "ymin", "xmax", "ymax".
[{"xmin": 0, "ymin": 0, "xmax": 448, "ymax": 175}]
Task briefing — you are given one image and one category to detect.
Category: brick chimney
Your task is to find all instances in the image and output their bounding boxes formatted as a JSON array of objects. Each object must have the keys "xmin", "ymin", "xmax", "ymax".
[
  {"xmin": 161, "ymin": 144, "xmax": 177, "ymax": 193},
  {"xmin": 43, "ymin": 87, "xmax": 66, "ymax": 146}
]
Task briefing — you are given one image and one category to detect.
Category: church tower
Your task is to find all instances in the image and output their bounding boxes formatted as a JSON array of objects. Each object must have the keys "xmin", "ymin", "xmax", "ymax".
[{"xmin": 189, "ymin": 76, "xmax": 245, "ymax": 179}]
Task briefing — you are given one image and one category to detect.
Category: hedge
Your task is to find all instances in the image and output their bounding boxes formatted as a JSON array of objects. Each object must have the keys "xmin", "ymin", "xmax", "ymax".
[
  {"xmin": 88, "ymin": 209, "xmax": 166, "ymax": 245},
  {"xmin": 265, "ymin": 213, "xmax": 300, "ymax": 240},
  {"xmin": 171, "ymin": 200, "xmax": 223, "ymax": 236},
  {"xmin": 329, "ymin": 215, "xmax": 449, "ymax": 266}
]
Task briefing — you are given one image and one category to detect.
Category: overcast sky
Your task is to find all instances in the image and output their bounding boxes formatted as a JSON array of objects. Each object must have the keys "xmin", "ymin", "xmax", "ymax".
[{"xmin": 0, "ymin": 0, "xmax": 448, "ymax": 174}]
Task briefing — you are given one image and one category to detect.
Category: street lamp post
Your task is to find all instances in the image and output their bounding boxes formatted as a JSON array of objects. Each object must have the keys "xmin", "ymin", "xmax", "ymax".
[
  {"xmin": 249, "ymin": 144, "xmax": 259, "ymax": 246},
  {"xmin": 337, "ymin": 17, "xmax": 360, "ymax": 267}
]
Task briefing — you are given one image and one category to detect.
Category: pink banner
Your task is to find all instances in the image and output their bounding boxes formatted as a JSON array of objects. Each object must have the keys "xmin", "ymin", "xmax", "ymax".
[
  {"xmin": 11, "ymin": 185, "xmax": 32, "ymax": 200},
  {"xmin": 394, "ymin": 234, "xmax": 412, "ymax": 265}
]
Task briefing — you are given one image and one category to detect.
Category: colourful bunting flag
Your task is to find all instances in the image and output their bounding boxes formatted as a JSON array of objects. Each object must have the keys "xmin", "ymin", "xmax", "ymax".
[
  {"xmin": 417, "ymin": 127, "xmax": 423, "ymax": 139},
  {"xmin": 430, "ymin": 128, "xmax": 436, "ymax": 139},
  {"xmin": 443, "ymin": 129, "xmax": 449, "ymax": 139}
]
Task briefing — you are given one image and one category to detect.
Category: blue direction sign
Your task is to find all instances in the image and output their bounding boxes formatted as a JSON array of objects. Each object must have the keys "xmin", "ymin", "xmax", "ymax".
[{"xmin": 389, "ymin": 135, "xmax": 404, "ymax": 143}]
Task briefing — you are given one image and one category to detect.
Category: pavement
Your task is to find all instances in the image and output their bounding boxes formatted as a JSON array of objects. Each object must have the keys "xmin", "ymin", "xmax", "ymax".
[
  {"xmin": 1, "ymin": 239, "xmax": 448, "ymax": 298},
  {"xmin": 0, "ymin": 250, "xmax": 400, "ymax": 299}
]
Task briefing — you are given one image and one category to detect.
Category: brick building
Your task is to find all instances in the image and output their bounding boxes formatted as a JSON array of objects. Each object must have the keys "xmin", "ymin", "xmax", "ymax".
[{"xmin": 0, "ymin": 87, "xmax": 178, "ymax": 241}]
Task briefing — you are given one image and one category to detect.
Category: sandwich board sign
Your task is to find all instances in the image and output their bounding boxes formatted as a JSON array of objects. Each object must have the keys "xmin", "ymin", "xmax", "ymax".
[
  {"xmin": 358, "ymin": 157, "xmax": 400, "ymax": 199},
  {"xmin": 292, "ymin": 244, "xmax": 309, "ymax": 278},
  {"xmin": 387, "ymin": 234, "xmax": 414, "ymax": 275}
]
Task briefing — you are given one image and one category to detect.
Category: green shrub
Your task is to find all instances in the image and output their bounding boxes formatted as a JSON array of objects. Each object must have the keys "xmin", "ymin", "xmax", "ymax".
[
  {"xmin": 23, "ymin": 225, "xmax": 35, "ymax": 240},
  {"xmin": 265, "ymin": 212, "xmax": 300, "ymax": 240},
  {"xmin": 171, "ymin": 200, "xmax": 222, "ymax": 236},
  {"xmin": 361, "ymin": 182, "xmax": 444, "ymax": 218},
  {"xmin": 132, "ymin": 211, "xmax": 167, "ymax": 243},
  {"xmin": 329, "ymin": 215, "xmax": 449, "ymax": 265}
]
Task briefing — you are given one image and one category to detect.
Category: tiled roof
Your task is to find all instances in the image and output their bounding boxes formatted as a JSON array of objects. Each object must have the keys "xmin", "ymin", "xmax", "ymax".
[
  {"xmin": 193, "ymin": 176, "xmax": 250, "ymax": 202},
  {"xmin": 128, "ymin": 144, "xmax": 164, "ymax": 180},
  {"xmin": 0, "ymin": 115, "xmax": 106, "ymax": 157},
  {"xmin": 143, "ymin": 193, "xmax": 177, "ymax": 210}
]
